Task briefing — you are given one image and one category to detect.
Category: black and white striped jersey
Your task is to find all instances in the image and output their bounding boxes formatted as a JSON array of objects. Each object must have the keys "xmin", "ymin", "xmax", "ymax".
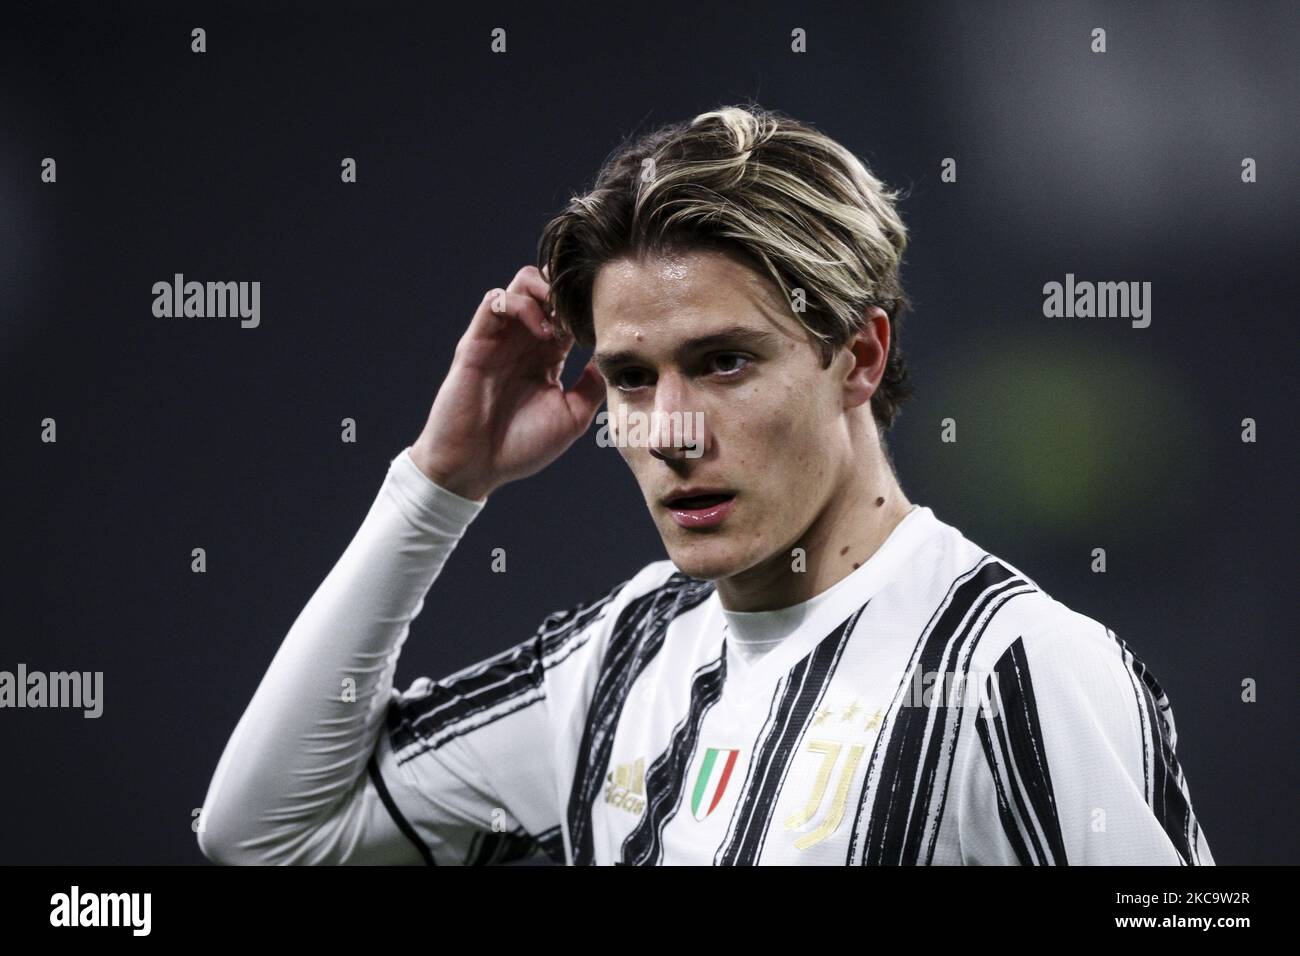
[{"xmin": 198, "ymin": 447, "xmax": 1215, "ymax": 867}]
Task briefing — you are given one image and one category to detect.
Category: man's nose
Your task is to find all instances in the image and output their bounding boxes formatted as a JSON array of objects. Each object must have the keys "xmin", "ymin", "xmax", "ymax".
[{"xmin": 647, "ymin": 373, "xmax": 709, "ymax": 462}]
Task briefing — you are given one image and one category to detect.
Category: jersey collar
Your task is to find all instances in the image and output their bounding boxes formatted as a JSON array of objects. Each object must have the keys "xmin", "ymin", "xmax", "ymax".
[{"xmin": 715, "ymin": 505, "xmax": 942, "ymax": 686}]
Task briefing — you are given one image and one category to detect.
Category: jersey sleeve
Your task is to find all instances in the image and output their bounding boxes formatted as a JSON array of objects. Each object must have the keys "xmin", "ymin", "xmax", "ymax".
[
  {"xmin": 955, "ymin": 621, "xmax": 1215, "ymax": 866},
  {"xmin": 366, "ymin": 577, "xmax": 635, "ymax": 866},
  {"xmin": 196, "ymin": 440, "xmax": 658, "ymax": 866},
  {"xmin": 197, "ymin": 446, "xmax": 491, "ymax": 865}
]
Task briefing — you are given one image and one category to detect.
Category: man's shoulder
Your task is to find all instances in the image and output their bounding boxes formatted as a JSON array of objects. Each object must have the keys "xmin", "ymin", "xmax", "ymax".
[
  {"xmin": 974, "ymin": 584, "xmax": 1118, "ymax": 668},
  {"xmin": 921, "ymin": 515, "xmax": 1123, "ymax": 679},
  {"xmin": 954, "ymin": 546, "xmax": 1130, "ymax": 691}
]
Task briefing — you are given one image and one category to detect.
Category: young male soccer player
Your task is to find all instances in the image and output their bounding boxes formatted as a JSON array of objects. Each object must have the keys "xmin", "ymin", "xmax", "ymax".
[{"xmin": 198, "ymin": 105, "xmax": 1214, "ymax": 866}]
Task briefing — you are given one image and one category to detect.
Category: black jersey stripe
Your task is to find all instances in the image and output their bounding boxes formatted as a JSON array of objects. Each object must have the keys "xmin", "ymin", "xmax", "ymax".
[
  {"xmin": 464, "ymin": 826, "xmax": 547, "ymax": 866},
  {"xmin": 618, "ymin": 649, "xmax": 728, "ymax": 865},
  {"xmin": 534, "ymin": 823, "xmax": 567, "ymax": 864},
  {"xmin": 847, "ymin": 556, "xmax": 996, "ymax": 864},
  {"xmin": 390, "ymin": 683, "xmax": 545, "ymax": 761},
  {"xmin": 974, "ymin": 700, "xmax": 1037, "ymax": 864},
  {"xmin": 1109, "ymin": 630, "xmax": 1155, "ymax": 809},
  {"xmin": 405, "ymin": 578, "xmax": 627, "ymax": 732},
  {"xmin": 388, "ymin": 579, "xmax": 630, "ymax": 755},
  {"xmin": 1109, "ymin": 630, "xmax": 1201, "ymax": 865},
  {"xmin": 849, "ymin": 557, "xmax": 1031, "ymax": 864},
  {"xmin": 1134, "ymin": 635, "xmax": 1199, "ymax": 864},
  {"xmin": 983, "ymin": 665, "xmax": 1051, "ymax": 864},
  {"xmin": 915, "ymin": 578, "xmax": 1037, "ymax": 863},
  {"xmin": 985, "ymin": 637, "xmax": 1069, "ymax": 865},
  {"xmin": 567, "ymin": 573, "xmax": 716, "ymax": 865},
  {"xmin": 366, "ymin": 752, "xmax": 436, "ymax": 865},
  {"xmin": 714, "ymin": 603, "xmax": 862, "ymax": 865}
]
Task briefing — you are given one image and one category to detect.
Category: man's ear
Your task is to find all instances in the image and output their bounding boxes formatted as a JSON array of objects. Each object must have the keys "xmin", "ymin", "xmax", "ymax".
[{"xmin": 842, "ymin": 306, "xmax": 891, "ymax": 410}]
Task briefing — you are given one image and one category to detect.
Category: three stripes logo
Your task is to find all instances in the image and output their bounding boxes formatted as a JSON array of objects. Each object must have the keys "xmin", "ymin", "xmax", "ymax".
[
  {"xmin": 691, "ymin": 747, "xmax": 741, "ymax": 821},
  {"xmin": 604, "ymin": 757, "xmax": 646, "ymax": 816}
]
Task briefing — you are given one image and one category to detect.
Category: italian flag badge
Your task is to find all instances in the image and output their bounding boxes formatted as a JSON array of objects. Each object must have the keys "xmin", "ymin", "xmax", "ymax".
[{"xmin": 691, "ymin": 747, "xmax": 741, "ymax": 821}]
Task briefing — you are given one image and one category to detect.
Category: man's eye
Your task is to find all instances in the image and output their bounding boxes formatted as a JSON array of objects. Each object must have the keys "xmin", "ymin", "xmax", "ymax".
[
  {"xmin": 611, "ymin": 369, "xmax": 652, "ymax": 391},
  {"xmin": 610, "ymin": 355, "xmax": 750, "ymax": 391},
  {"xmin": 709, "ymin": 353, "xmax": 751, "ymax": 376}
]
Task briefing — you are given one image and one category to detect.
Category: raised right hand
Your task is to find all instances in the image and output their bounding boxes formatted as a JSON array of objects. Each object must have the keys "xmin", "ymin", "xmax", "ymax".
[{"xmin": 409, "ymin": 265, "xmax": 606, "ymax": 501}]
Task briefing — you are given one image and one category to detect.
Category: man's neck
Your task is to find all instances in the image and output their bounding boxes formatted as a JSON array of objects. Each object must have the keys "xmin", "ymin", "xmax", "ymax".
[{"xmin": 716, "ymin": 467, "xmax": 913, "ymax": 613}]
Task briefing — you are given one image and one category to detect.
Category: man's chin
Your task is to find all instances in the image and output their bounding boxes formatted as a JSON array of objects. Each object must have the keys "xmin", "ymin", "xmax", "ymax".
[{"xmin": 661, "ymin": 535, "xmax": 753, "ymax": 582}]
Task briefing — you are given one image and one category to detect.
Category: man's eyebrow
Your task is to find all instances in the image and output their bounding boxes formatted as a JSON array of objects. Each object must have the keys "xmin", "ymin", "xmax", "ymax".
[{"xmin": 593, "ymin": 325, "xmax": 779, "ymax": 375}]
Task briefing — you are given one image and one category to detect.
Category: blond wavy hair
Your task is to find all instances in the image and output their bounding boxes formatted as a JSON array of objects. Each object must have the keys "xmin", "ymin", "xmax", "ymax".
[{"xmin": 537, "ymin": 103, "xmax": 914, "ymax": 429}]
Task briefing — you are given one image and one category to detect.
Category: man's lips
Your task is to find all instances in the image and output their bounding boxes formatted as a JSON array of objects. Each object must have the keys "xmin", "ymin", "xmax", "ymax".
[
  {"xmin": 663, "ymin": 492, "xmax": 736, "ymax": 529},
  {"xmin": 660, "ymin": 485, "xmax": 736, "ymax": 507}
]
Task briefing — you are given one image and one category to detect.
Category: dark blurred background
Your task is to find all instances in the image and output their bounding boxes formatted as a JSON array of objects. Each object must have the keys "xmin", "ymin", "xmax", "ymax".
[{"xmin": 1, "ymin": 1, "xmax": 1295, "ymax": 864}]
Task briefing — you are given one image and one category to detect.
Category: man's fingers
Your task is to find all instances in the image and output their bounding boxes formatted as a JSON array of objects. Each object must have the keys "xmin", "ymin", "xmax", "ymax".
[
  {"xmin": 507, "ymin": 265, "xmax": 549, "ymax": 305},
  {"xmin": 508, "ymin": 265, "xmax": 557, "ymax": 322},
  {"xmin": 466, "ymin": 287, "xmax": 555, "ymax": 343}
]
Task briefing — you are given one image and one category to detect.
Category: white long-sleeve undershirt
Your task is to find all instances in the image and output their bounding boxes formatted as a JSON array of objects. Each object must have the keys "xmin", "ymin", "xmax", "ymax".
[{"xmin": 196, "ymin": 447, "xmax": 484, "ymax": 865}]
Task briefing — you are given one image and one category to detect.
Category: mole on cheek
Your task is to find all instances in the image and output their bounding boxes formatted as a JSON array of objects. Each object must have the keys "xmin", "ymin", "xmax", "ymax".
[
  {"xmin": 839, "ymin": 546, "xmax": 849, "ymax": 556},
  {"xmin": 852, "ymin": 562, "xmax": 861, "ymax": 570},
  {"xmin": 875, "ymin": 496, "xmax": 885, "ymax": 507}
]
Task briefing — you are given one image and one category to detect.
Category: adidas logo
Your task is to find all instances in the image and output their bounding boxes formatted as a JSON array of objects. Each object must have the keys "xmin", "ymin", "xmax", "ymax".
[{"xmin": 604, "ymin": 757, "xmax": 646, "ymax": 816}]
